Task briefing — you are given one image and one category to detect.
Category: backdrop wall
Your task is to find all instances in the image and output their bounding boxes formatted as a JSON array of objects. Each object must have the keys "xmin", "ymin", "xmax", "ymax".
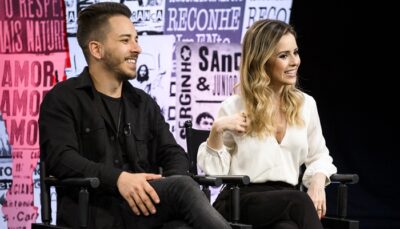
[{"xmin": 0, "ymin": 0, "xmax": 292, "ymax": 228}]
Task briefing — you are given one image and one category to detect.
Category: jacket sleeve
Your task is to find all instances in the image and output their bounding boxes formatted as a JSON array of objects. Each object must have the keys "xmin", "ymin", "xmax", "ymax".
[{"xmin": 39, "ymin": 89, "xmax": 122, "ymax": 191}]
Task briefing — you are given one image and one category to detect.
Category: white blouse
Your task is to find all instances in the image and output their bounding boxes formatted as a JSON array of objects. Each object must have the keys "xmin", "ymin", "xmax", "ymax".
[{"xmin": 197, "ymin": 93, "xmax": 337, "ymax": 187}]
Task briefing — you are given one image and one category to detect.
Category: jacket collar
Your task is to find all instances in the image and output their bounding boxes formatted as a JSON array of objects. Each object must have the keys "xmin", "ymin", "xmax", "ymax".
[
  {"xmin": 74, "ymin": 67, "xmax": 143, "ymax": 134},
  {"xmin": 122, "ymin": 80, "xmax": 141, "ymax": 107},
  {"xmin": 75, "ymin": 67, "xmax": 142, "ymax": 107},
  {"xmin": 74, "ymin": 67, "xmax": 96, "ymax": 99}
]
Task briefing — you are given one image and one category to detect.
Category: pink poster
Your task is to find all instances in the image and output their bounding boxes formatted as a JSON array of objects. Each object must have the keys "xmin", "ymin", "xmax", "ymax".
[{"xmin": 0, "ymin": 0, "xmax": 68, "ymax": 228}]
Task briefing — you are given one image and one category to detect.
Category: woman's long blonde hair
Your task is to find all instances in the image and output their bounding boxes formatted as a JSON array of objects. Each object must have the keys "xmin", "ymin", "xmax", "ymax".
[{"xmin": 240, "ymin": 19, "xmax": 304, "ymax": 137}]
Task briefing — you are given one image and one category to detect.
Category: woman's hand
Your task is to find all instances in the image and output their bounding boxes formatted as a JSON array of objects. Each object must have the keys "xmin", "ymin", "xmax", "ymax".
[
  {"xmin": 213, "ymin": 112, "xmax": 248, "ymax": 135},
  {"xmin": 307, "ymin": 172, "xmax": 327, "ymax": 219},
  {"xmin": 207, "ymin": 112, "xmax": 248, "ymax": 150}
]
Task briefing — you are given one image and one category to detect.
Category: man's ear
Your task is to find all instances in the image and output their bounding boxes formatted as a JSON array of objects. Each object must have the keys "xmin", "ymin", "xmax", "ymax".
[{"xmin": 88, "ymin": 41, "xmax": 103, "ymax": 60}]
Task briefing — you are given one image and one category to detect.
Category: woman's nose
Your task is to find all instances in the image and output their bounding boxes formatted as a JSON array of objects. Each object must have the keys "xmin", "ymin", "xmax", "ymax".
[{"xmin": 290, "ymin": 55, "xmax": 300, "ymax": 66}]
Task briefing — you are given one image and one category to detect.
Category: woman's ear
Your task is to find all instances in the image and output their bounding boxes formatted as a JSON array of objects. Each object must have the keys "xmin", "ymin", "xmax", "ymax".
[{"xmin": 88, "ymin": 41, "xmax": 103, "ymax": 60}]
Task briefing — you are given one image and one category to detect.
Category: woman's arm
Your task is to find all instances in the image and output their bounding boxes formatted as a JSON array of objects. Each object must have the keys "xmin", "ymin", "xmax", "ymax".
[{"xmin": 197, "ymin": 103, "xmax": 248, "ymax": 175}]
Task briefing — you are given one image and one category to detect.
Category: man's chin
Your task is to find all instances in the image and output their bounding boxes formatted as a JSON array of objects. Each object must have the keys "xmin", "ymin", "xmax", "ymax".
[{"xmin": 120, "ymin": 73, "xmax": 136, "ymax": 81}]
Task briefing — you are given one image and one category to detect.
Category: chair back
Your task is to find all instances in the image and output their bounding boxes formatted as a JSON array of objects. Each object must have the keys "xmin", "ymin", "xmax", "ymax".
[
  {"xmin": 33, "ymin": 159, "xmax": 100, "ymax": 228},
  {"xmin": 39, "ymin": 161, "xmax": 52, "ymax": 225},
  {"xmin": 184, "ymin": 120, "xmax": 210, "ymax": 175}
]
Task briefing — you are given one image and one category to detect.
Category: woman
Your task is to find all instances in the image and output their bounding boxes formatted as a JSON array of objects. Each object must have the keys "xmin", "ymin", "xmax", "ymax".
[
  {"xmin": 197, "ymin": 19, "xmax": 337, "ymax": 229},
  {"xmin": 137, "ymin": 64, "xmax": 150, "ymax": 83}
]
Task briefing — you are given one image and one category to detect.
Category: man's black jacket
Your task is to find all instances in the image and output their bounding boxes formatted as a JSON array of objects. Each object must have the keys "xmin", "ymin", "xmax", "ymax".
[{"xmin": 39, "ymin": 67, "xmax": 189, "ymax": 228}]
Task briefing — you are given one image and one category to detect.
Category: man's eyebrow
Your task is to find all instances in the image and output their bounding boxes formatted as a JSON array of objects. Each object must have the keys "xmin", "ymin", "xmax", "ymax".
[
  {"xmin": 118, "ymin": 34, "xmax": 139, "ymax": 40},
  {"xmin": 119, "ymin": 34, "xmax": 132, "ymax": 38}
]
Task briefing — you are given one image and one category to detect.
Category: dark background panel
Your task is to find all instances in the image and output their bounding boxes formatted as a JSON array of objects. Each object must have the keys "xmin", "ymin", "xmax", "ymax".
[{"xmin": 290, "ymin": 1, "xmax": 399, "ymax": 228}]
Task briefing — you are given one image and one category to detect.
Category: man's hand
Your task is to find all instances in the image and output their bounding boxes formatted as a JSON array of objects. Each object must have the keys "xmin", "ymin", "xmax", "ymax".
[{"xmin": 117, "ymin": 172, "xmax": 162, "ymax": 216}]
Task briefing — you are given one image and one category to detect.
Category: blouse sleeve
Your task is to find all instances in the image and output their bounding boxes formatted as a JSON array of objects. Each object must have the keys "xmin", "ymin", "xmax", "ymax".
[
  {"xmin": 302, "ymin": 96, "xmax": 337, "ymax": 187},
  {"xmin": 197, "ymin": 105, "xmax": 235, "ymax": 175}
]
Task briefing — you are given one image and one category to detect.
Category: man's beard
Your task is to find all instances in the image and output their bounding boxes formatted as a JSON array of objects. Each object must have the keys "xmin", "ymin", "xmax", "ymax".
[
  {"xmin": 103, "ymin": 51, "xmax": 136, "ymax": 81},
  {"xmin": 117, "ymin": 71, "xmax": 136, "ymax": 82}
]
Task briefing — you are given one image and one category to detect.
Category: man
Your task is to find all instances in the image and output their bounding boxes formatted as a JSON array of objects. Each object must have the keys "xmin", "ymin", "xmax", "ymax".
[
  {"xmin": 39, "ymin": 3, "xmax": 231, "ymax": 229},
  {"xmin": 195, "ymin": 112, "xmax": 215, "ymax": 130}
]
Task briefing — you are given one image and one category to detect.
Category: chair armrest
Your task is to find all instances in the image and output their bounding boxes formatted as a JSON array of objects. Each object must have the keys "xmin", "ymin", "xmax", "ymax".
[
  {"xmin": 212, "ymin": 175, "xmax": 250, "ymax": 185},
  {"xmin": 189, "ymin": 173, "xmax": 250, "ymax": 187},
  {"xmin": 42, "ymin": 176, "xmax": 100, "ymax": 228},
  {"xmin": 45, "ymin": 176, "xmax": 100, "ymax": 189},
  {"xmin": 191, "ymin": 175, "xmax": 223, "ymax": 187},
  {"xmin": 194, "ymin": 174, "xmax": 250, "ymax": 225},
  {"xmin": 330, "ymin": 174, "xmax": 359, "ymax": 184},
  {"xmin": 329, "ymin": 173, "xmax": 359, "ymax": 219}
]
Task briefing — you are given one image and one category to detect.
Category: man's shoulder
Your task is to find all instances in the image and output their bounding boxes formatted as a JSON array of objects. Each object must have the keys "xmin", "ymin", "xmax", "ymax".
[
  {"xmin": 123, "ymin": 83, "xmax": 166, "ymax": 122},
  {"xmin": 43, "ymin": 73, "xmax": 91, "ymax": 107},
  {"xmin": 126, "ymin": 83, "xmax": 148, "ymax": 97},
  {"xmin": 48, "ymin": 76, "xmax": 81, "ymax": 95},
  {"xmin": 124, "ymin": 82, "xmax": 157, "ymax": 105}
]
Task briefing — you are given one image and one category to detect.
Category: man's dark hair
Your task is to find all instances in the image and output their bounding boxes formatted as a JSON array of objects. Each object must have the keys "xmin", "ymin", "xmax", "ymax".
[
  {"xmin": 77, "ymin": 2, "xmax": 131, "ymax": 61},
  {"xmin": 196, "ymin": 112, "xmax": 214, "ymax": 125}
]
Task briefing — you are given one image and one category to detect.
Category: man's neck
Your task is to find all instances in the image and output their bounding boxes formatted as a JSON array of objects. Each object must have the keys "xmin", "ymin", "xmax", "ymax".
[{"xmin": 89, "ymin": 64, "xmax": 123, "ymax": 98}]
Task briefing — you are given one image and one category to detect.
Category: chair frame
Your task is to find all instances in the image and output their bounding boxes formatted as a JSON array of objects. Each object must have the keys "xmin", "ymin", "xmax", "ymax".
[
  {"xmin": 185, "ymin": 120, "xmax": 252, "ymax": 229},
  {"xmin": 32, "ymin": 161, "xmax": 100, "ymax": 229}
]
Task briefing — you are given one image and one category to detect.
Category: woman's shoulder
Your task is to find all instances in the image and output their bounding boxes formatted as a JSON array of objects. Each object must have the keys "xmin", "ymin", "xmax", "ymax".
[
  {"xmin": 223, "ymin": 94, "xmax": 241, "ymax": 103},
  {"xmin": 301, "ymin": 92, "xmax": 317, "ymax": 107},
  {"xmin": 222, "ymin": 94, "xmax": 243, "ymax": 107},
  {"xmin": 221, "ymin": 94, "xmax": 244, "ymax": 113}
]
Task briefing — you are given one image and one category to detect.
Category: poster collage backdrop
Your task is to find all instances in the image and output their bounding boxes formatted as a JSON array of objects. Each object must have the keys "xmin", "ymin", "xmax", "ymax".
[{"xmin": 0, "ymin": 0, "xmax": 292, "ymax": 228}]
